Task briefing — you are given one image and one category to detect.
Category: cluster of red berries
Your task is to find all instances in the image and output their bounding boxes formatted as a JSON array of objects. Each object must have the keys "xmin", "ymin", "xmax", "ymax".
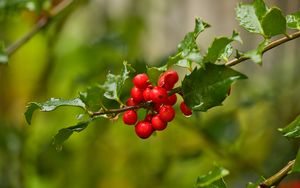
[{"xmin": 122, "ymin": 70, "xmax": 192, "ymax": 139}]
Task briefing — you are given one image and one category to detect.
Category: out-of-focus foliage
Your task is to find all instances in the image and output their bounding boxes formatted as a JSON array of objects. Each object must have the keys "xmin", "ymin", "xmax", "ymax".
[
  {"xmin": 195, "ymin": 166, "xmax": 229, "ymax": 188},
  {"xmin": 1, "ymin": 0, "xmax": 300, "ymax": 188}
]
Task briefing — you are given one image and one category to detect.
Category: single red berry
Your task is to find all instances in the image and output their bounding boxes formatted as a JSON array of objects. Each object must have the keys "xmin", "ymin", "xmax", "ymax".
[
  {"xmin": 159, "ymin": 105, "xmax": 175, "ymax": 122},
  {"xmin": 158, "ymin": 76, "xmax": 174, "ymax": 91},
  {"xmin": 144, "ymin": 114, "xmax": 153, "ymax": 122},
  {"xmin": 150, "ymin": 86, "xmax": 168, "ymax": 104},
  {"xmin": 135, "ymin": 121, "xmax": 153, "ymax": 139},
  {"xmin": 158, "ymin": 70, "xmax": 178, "ymax": 90},
  {"xmin": 165, "ymin": 94, "xmax": 177, "ymax": 106},
  {"xmin": 131, "ymin": 86, "xmax": 144, "ymax": 103},
  {"xmin": 123, "ymin": 110, "xmax": 137, "ymax": 125},
  {"xmin": 143, "ymin": 87, "xmax": 152, "ymax": 101},
  {"xmin": 151, "ymin": 115, "xmax": 167, "ymax": 130},
  {"xmin": 133, "ymin": 73, "xmax": 149, "ymax": 89},
  {"xmin": 180, "ymin": 101, "xmax": 192, "ymax": 116},
  {"xmin": 164, "ymin": 70, "xmax": 179, "ymax": 85},
  {"xmin": 126, "ymin": 97, "xmax": 137, "ymax": 106}
]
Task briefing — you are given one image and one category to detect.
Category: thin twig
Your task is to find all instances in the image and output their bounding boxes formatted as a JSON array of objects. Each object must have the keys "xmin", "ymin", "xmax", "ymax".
[
  {"xmin": 226, "ymin": 31, "xmax": 300, "ymax": 67},
  {"xmin": 6, "ymin": 17, "xmax": 48, "ymax": 56},
  {"xmin": 91, "ymin": 87, "xmax": 183, "ymax": 117},
  {"xmin": 168, "ymin": 86, "xmax": 182, "ymax": 96},
  {"xmin": 91, "ymin": 102, "xmax": 152, "ymax": 117},
  {"xmin": 258, "ymin": 160, "xmax": 295, "ymax": 188},
  {"xmin": 5, "ymin": 0, "xmax": 74, "ymax": 56}
]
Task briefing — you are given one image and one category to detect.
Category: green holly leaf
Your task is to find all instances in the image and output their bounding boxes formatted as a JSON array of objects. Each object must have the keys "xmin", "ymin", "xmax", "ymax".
[
  {"xmin": 168, "ymin": 18, "xmax": 210, "ymax": 68},
  {"xmin": 195, "ymin": 166, "xmax": 229, "ymax": 188},
  {"xmin": 219, "ymin": 44, "xmax": 233, "ymax": 62},
  {"xmin": 278, "ymin": 114, "xmax": 300, "ymax": 139},
  {"xmin": 182, "ymin": 64, "xmax": 247, "ymax": 111},
  {"xmin": 79, "ymin": 85, "xmax": 105, "ymax": 112},
  {"xmin": 178, "ymin": 17, "xmax": 210, "ymax": 51},
  {"xmin": 193, "ymin": 17, "xmax": 211, "ymax": 36},
  {"xmin": 25, "ymin": 98, "xmax": 86, "ymax": 124},
  {"xmin": 147, "ymin": 65, "xmax": 167, "ymax": 84},
  {"xmin": 236, "ymin": 0, "xmax": 268, "ymax": 35},
  {"xmin": 286, "ymin": 11, "xmax": 300, "ymax": 30},
  {"xmin": 262, "ymin": 8, "xmax": 286, "ymax": 38},
  {"xmin": 203, "ymin": 31, "xmax": 241, "ymax": 64},
  {"xmin": 52, "ymin": 120, "xmax": 90, "ymax": 151},
  {"xmin": 292, "ymin": 148, "xmax": 300, "ymax": 173},
  {"xmin": 99, "ymin": 61, "xmax": 135, "ymax": 103},
  {"xmin": 0, "ymin": 42, "xmax": 8, "ymax": 64},
  {"xmin": 252, "ymin": 0, "xmax": 268, "ymax": 20},
  {"xmin": 244, "ymin": 40, "xmax": 268, "ymax": 64}
]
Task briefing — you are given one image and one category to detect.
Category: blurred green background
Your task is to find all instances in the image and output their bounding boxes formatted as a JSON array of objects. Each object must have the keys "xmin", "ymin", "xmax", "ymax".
[{"xmin": 1, "ymin": 0, "xmax": 300, "ymax": 187}]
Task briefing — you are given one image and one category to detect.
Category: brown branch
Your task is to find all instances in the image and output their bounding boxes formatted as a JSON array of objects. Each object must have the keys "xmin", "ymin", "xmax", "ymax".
[
  {"xmin": 5, "ymin": 17, "xmax": 48, "ymax": 56},
  {"xmin": 91, "ymin": 102, "xmax": 152, "ymax": 117},
  {"xmin": 258, "ymin": 160, "xmax": 295, "ymax": 188},
  {"xmin": 168, "ymin": 86, "xmax": 182, "ymax": 96},
  {"xmin": 225, "ymin": 31, "xmax": 300, "ymax": 67},
  {"xmin": 5, "ymin": 0, "xmax": 74, "ymax": 56}
]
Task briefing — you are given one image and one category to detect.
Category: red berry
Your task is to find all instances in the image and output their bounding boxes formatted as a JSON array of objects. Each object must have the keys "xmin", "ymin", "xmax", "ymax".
[
  {"xmin": 133, "ymin": 73, "xmax": 149, "ymax": 89},
  {"xmin": 158, "ymin": 70, "xmax": 178, "ymax": 90},
  {"xmin": 151, "ymin": 115, "xmax": 167, "ymax": 130},
  {"xmin": 180, "ymin": 101, "xmax": 192, "ymax": 116},
  {"xmin": 144, "ymin": 114, "xmax": 153, "ymax": 122},
  {"xmin": 150, "ymin": 86, "xmax": 168, "ymax": 104},
  {"xmin": 135, "ymin": 121, "xmax": 153, "ymax": 139},
  {"xmin": 159, "ymin": 105, "xmax": 175, "ymax": 122},
  {"xmin": 158, "ymin": 76, "xmax": 174, "ymax": 91},
  {"xmin": 164, "ymin": 70, "xmax": 179, "ymax": 85},
  {"xmin": 143, "ymin": 87, "xmax": 152, "ymax": 101},
  {"xmin": 126, "ymin": 97, "xmax": 137, "ymax": 106},
  {"xmin": 123, "ymin": 110, "xmax": 137, "ymax": 125},
  {"xmin": 131, "ymin": 86, "xmax": 144, "ymax": 103},
  {"xmin": 165, "ymin": 94, "xmax": 177, "ymax": 106}
]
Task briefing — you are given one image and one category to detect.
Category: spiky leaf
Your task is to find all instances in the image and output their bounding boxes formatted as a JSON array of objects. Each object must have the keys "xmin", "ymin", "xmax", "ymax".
[
  {"xmin": 52, "ymin": 120, "xmax": 90, "ymax": 151},
  {"xmin": 25, "ymin": 98, "xmax": 86, "ymax": 124},
  {"xmin": 262, "ymin": 8, "xmax": 286, "ymax": 38},
  {"xmin": 99, "ymin": 61, "xmax": 134, "ymax": 103},
  {"xmin": 203, "ymin": 31, "xmax": 241, "ymax": 64},
  {"xmin": 168, "ymin": 18, "xmax": 210, "ymax": 68},
  {"xmin": 182, "ymin": 64, "xmax": 247, "ymax": 111}
]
